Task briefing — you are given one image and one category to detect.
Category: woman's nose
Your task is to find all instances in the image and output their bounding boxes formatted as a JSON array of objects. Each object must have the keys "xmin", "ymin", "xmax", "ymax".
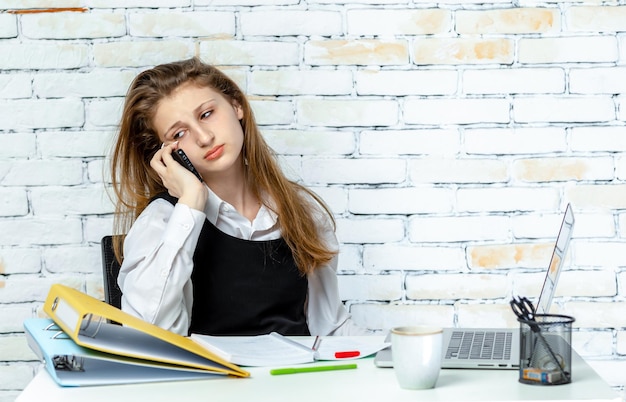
[{"xmin": 192, "ymin": 125, "xmax": 214, "ymax": 145}]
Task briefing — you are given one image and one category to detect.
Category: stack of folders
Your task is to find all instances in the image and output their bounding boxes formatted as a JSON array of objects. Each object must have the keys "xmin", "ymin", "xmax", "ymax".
[{"xmin": 24, "ymin": 284, "xmax": 249, "ymax": 387}]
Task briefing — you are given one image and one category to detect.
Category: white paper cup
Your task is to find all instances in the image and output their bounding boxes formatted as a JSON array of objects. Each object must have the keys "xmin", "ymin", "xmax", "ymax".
[{"xmin": 391, "ymin": 326, "xmax": 443, "ymax": 390}]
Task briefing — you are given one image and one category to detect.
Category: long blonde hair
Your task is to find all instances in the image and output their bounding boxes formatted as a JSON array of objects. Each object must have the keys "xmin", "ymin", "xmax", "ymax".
[{"xmin": 110, "ymin": 57, "xmax": 336, "ymax": 274}]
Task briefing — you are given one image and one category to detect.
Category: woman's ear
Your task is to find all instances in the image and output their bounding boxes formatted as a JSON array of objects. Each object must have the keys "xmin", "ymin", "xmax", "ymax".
[{"xmin": 233, "ymin": 101, "xmax": 244, "ymax": 120}]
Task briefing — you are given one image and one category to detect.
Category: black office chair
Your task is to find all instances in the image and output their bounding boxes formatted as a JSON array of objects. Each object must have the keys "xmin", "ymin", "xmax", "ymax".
[{"xmin": 101, "ymin": 235, "xmax": 123, "ymax": 310}]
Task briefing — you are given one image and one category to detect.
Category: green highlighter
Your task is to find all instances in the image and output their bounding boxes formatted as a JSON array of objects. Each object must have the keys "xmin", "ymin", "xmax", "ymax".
[{"xmin": 270, "ymin": 364, "xmax": 357, "ymax": 376}]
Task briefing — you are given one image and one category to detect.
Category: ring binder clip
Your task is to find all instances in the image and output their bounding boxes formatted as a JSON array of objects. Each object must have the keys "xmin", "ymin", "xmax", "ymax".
[
  {"xmin": 51, "ymin": 331, "xmax": 71, "ymax": 340},
  {"xmin": 44, "ymin": 322, "xmax": 59, "ymax": 331},
  {"xmin": 53, "ymin": 355, "xmax": 84, "ymax": 372},
  {"xmin": 79, "ymin": 313, "xmax": 104, "ymax": 338}
]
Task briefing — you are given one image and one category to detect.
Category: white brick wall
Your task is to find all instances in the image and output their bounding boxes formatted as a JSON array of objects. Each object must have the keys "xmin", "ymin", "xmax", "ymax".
[{"xmin": 1, "ymin": 2, "xmax": 626, "ymax": 399}]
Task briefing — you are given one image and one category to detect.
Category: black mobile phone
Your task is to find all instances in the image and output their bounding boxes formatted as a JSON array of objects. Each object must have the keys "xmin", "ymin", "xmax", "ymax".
[{"xmin": 172, "ymin": 149, "xmax": 203, "ymax": 182}]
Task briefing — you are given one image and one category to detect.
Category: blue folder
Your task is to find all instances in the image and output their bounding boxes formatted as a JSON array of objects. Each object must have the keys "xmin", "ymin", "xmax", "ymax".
[{"xmin": 24, "ymin": 318, "xmax": 221, "ymax": 387}]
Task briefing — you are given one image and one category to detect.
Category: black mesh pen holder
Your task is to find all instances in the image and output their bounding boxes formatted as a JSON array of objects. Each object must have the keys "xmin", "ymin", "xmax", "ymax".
[{"xmin": 518, "ymin": 314, "xmax": 575, "ymax": 385}]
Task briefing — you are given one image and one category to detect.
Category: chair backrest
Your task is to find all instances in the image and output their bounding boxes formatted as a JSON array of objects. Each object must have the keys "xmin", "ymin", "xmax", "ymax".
[{"xmin": 101, "ymin": 235, "xmax": 123, "ymax": 310}]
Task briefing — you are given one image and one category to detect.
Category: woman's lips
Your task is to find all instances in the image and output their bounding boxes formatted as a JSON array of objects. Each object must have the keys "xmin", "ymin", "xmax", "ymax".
[{"xmin": 204, "ymin": 145, "xmax": 224, "ymax": 161}]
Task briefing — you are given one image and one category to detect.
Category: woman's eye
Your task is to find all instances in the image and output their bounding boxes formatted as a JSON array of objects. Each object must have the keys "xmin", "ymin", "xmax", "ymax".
[
  {"xmin": 172, "ymin": 130, "xmax": 186, "ymax": 140},
  {"xmin": 200, "ymin": 110, "xmax": 212, "ymax": 119}
]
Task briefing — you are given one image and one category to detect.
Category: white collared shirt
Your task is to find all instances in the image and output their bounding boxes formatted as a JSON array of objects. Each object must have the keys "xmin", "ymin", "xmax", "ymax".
[{"xmin": 118, "ymin": 186, "xmax": 369, "ymax": 336}]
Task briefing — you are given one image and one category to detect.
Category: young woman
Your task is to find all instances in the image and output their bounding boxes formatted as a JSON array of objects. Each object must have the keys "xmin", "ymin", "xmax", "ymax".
[{"xmin": 109, "ymin": 57, "xmax": 368, "ymax": 337}]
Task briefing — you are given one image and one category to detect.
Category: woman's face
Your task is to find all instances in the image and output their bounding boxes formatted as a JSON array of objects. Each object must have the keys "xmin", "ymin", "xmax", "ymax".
[{"xmin": 152, "ymin": 82, "xmax": 245, "ymax": 180}]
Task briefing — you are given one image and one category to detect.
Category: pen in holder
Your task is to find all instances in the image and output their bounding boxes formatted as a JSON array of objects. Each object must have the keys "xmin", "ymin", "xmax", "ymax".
[
  {"xmin": 517, "ymin": 314, "xmax": 574, "ymax": 385},
  {"xmin": 511, "ymin": 297, "xmax": 574, "ymax": 385}
]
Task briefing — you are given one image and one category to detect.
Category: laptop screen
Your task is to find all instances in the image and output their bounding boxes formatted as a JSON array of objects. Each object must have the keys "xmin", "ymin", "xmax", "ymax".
[{"xmin": 536, "ymin": 204, "xmax": 575, "ymax": 314}]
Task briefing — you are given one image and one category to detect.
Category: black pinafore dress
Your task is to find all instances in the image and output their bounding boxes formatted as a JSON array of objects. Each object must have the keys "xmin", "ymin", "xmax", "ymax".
[{"xmin": 155, "ymin": 193, "xmax": 310, "ymax": 336}]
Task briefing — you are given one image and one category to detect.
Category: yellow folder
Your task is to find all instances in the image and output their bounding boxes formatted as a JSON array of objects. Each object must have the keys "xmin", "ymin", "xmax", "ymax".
[{"xmin": 43, "ymin": 283, "xmax": 249, "ymax": 378}]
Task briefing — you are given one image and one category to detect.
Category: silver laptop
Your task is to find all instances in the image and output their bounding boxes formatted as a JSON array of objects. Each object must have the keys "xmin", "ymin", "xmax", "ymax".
[{"xmin": 375, "ymin": 204, "xmax": 575, "ymax": 370}]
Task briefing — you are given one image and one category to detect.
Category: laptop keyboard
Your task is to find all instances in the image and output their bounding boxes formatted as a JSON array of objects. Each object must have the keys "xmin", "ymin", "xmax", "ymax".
[{"xmin": 445, "ymin": 330, "xmax": 513, "ymax": 360}]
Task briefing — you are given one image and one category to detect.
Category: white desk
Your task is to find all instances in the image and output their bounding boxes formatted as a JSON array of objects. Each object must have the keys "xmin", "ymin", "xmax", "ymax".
[{"xmin": 17, "ymin": 350, "xmax": 620, "ymax": 402}]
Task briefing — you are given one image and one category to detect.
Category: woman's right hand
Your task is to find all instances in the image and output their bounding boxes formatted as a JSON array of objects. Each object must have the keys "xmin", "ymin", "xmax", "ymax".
[{"xmin": 150, "ymin": 142, "xmax": 208, "ymax": 211}]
